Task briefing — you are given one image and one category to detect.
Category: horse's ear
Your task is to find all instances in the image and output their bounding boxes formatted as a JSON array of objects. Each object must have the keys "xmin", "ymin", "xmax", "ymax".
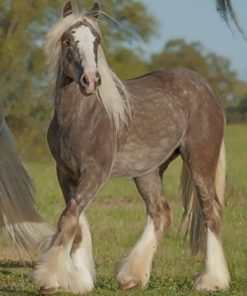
[
  {"xmin": 88, "ymin": 2, "xmax": 100, "ymax": 19},
  {"xmin": 63, "ymin": 1, "xmax": 73, "ymax": 18}
]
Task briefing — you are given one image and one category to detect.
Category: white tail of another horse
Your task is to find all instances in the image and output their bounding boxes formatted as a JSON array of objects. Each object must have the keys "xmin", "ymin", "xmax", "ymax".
[
  {"xmin": 0, "ymin": 119, "xmax": 52, "ymax": 255},
  {"xmin": 180, "ymin": 141, "xmax": 226, "ymax": 254}
]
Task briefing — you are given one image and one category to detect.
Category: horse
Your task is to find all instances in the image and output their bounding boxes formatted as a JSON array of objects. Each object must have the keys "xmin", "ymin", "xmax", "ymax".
[
  {"xmin": 0, "ymin": 102, "xmax": 51, "ymax": 255},
  {"xmin": 33, "ymin": 1, "xmax": 230, "ymax": 294},
  {"xmin": 0, "ymin": 1, "xmax": 243, "ymax": 262}
]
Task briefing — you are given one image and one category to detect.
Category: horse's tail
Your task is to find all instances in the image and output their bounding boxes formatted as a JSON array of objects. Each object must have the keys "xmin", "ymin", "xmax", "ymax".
[
  {"xmin": 180, "ymin": 140, "xmax": 225, "ymax": 255},
  {"xmin": 0, "ymin": 119, "xmax": 53, "ymax": 255}
]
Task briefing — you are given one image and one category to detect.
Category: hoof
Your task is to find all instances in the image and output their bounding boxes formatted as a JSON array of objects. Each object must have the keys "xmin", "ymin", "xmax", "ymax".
[
  {"xmin": 40, "ymin": 286, "xmax": 59, "ymax": 295},
  {"xmin": 119, "ymin": 280, "xmax": 139, "ymax": 290},
  {"xmin": 194, "ymin": 274, "xmax": 229, "ymax": 292}
]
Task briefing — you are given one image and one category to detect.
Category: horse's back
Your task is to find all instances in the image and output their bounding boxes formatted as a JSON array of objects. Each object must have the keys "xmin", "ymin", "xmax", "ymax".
[
  {"xmin": 127, "ymin": 67, "xmax": 225, "ymax": 146},
  {"xmin": 127, "ymin": 67, "xmax": 222, "ymax": 108},
  {"xmin": 112, "ymin": 68, "xmax": 224, "ymax": 177}
]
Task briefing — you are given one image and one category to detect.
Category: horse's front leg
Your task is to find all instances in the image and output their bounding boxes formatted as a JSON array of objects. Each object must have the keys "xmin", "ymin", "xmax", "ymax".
[
  {"xmin": 33, "ymin": 164, "xmax": 108, "ymax": 294},
  {"xmin": 69, "ymin": 165, "xmax": 109, "ymax": 293}
]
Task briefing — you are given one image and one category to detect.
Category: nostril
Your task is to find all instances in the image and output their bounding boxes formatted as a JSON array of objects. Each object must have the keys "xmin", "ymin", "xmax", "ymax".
[
  {"xmin": 80, "ymin": 72, "xmax": 100, "ymax": 92},
  {"xmin": 80, "ymin": 74, "xmax": 88, "ymax": 87}
]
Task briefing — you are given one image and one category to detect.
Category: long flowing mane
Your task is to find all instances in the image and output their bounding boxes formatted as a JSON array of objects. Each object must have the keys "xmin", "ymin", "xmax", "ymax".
[{"xmin": 45, "ymin": 13, "xmax": 131, "ymax": 132}]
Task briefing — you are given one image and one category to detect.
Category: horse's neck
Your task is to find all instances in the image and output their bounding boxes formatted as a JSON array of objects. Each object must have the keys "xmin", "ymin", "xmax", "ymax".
[{"xmin": 54, "ymin": 71, "xmax": 103, "ymax": 127}]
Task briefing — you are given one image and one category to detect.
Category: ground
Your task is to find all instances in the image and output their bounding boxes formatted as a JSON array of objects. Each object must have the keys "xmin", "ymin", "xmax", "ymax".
[{"xmin": 0, "ymin": 125, "xmax": 246, "ymax": 296}]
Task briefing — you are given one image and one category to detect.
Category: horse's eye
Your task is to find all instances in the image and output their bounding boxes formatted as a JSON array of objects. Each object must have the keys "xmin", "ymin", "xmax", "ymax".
[
  {"xmin": 66, "ymin": 49, "xmax": 74, "ymax": 62},
  {"xmin": 63, "ymin": 40, "xmax": 70, "ymax": 46}
]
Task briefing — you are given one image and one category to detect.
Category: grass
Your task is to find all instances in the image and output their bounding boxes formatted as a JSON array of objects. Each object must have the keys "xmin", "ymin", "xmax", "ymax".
[{"xmin": 0, "ymin": 125, "xmax": 247, "ymax": 295}]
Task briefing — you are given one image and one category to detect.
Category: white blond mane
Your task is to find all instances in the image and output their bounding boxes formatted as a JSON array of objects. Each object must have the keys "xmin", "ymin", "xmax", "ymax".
[{"xmin": 45, "ymin": 13, "xmax": 131, "ymax": 132}]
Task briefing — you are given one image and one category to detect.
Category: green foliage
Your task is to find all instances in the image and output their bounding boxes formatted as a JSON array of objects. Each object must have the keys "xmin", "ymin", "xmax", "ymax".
[
  {"xmin": 238, "ymin": 95, "xmax": 247, "ymax": 113},
  {"xmin": 107, "ymin": 47, "xmax": 149, "ymax": 79},
  {"xmin": 226, "ymin": 93, "xmax": 247, "ymax": 123},
  {"xmin": 150, "ymin": 39, "xmax": 247, "ymax": 107},
  {"xmin": 228, "ymin": 93, "xmax": 247, "ymax": 113},
  {"xmin": 0, "ymin": 0, "xmax": 64, "ymax": 157}
]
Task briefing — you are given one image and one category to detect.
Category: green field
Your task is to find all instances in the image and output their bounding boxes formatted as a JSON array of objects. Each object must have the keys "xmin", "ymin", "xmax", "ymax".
[{"xmin": 0, "ymin": 125, "xmax": 246, "ymax": 296}]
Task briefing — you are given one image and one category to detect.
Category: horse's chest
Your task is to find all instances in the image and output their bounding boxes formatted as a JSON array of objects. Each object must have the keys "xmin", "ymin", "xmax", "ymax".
[
  {"xmin": 48, "ymin": 107, "xmax": 115, "ymax": 180},
  {"xmin": 47, "ymin": 119, "xmax": 80, "ymax": 177}
]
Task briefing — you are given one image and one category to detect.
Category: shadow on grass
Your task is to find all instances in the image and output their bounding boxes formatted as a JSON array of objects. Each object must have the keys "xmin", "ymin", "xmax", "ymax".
[
  {"xmin": 0, "ymin": 259, "xmax": 33, "ymax": 268},
  {"xmin": 0, "ymin": 259, "xmax": 37, "ymax": 296},
  {"xmin": 0, "ymin": 289, "xmax": 38, "ymax": 296}
]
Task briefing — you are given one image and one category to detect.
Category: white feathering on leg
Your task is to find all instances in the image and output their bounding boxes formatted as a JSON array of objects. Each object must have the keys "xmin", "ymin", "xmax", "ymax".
[
  {"xmin": 33, "ymin": 220, "xmax": 94, "ymax": 294},
  {"xmin": 71, "ymin": 213, "xmax": 95, "ymax": 290},
  {"xmin": 33, "ymin": 236, "xmax": 75, "ymax": 292},
  {"xmin": 117, "ymin": 217, "xmax": 157, "ymax": 288},
  {"xmin": 195, "ymin": 229, "xmax": 230, "ymax": 291}
]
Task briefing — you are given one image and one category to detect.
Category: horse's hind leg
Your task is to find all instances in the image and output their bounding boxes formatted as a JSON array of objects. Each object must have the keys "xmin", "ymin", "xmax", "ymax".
[
  {"xmin": 181, "ymin": 128, "xmax": 230, "ymax": 291},
  {"xmin": 117, "ymin": 168, "xmax": 171, "ymax": 289}
]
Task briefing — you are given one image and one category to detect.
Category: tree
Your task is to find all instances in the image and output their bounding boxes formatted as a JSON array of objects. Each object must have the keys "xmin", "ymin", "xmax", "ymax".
[
  {"xmin": 150, "ymin": 39, "xmax": 247, "ymax": 107},
  {"xmin": 107, "ymin": 48, "xmax": 148, "ymax": 79},
  {"xmin": 0, "ymin": 1, "xmax": 62, "ymax": 129},
  {"xmin": 228, "ymin": 93, "xmax": 247, "ymax": 113}
]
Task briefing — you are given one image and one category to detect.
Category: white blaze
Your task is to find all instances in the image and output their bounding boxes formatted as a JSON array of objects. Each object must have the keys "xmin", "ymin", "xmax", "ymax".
[{"xmin": 72, "ymin": 25, "xmax": 97, "ymax": 72}]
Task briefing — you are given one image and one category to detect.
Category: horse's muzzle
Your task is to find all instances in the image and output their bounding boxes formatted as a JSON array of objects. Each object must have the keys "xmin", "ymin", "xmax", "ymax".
[{"xmin": 79, "ymin": 71, "xmax": 101, "ymax": 95}]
